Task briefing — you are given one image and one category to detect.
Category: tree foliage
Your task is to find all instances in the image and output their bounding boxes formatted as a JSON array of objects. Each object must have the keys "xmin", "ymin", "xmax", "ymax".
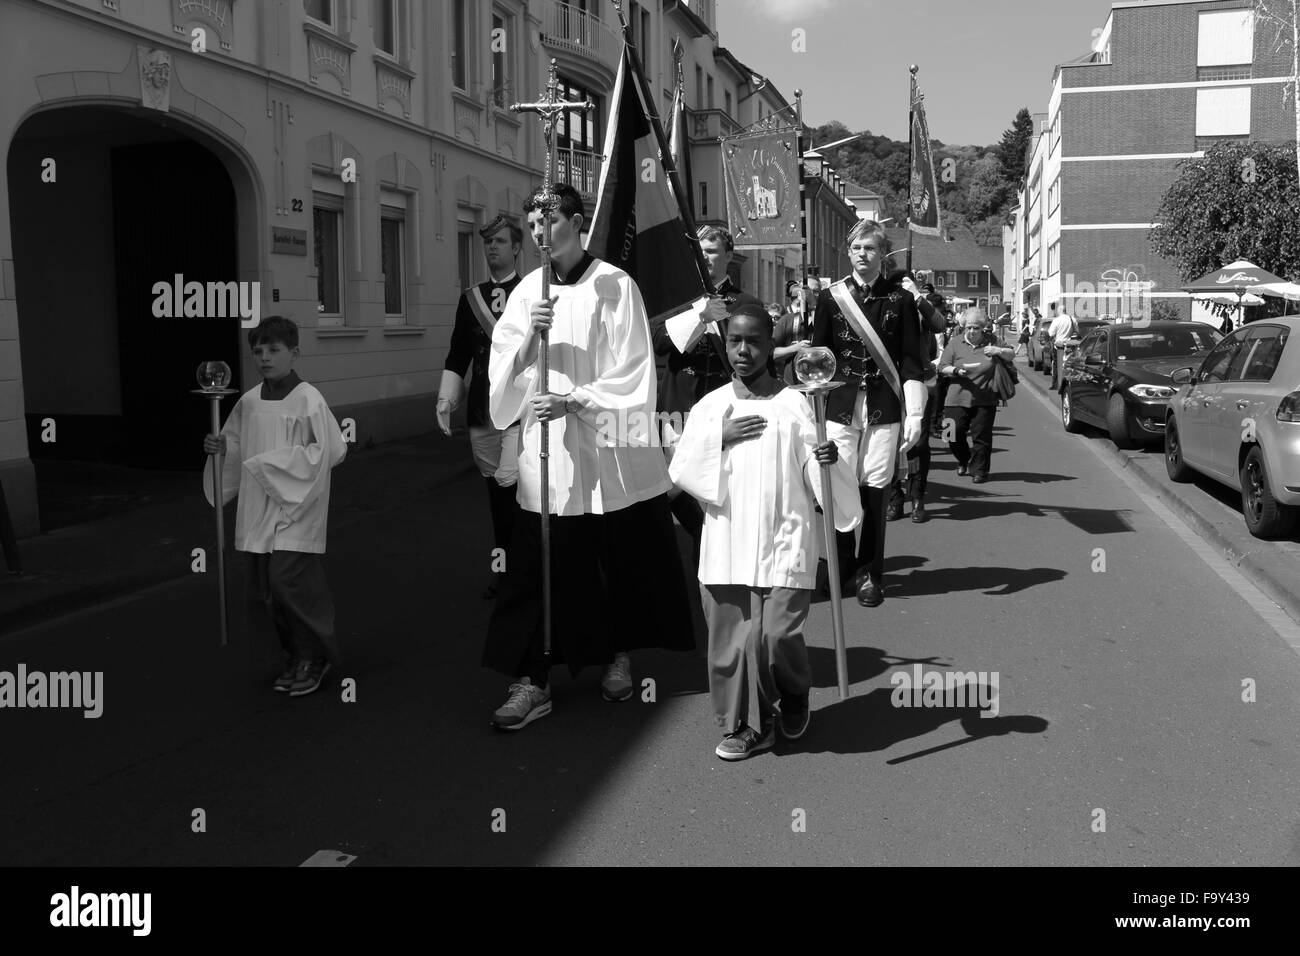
[
  {"xmin": 809, "ymin": 107, "xmax": 1031, "ymax": 247},
  {"xmin": 1148, "ymin": 141, "xmax": 1300, "ymax": 283}
]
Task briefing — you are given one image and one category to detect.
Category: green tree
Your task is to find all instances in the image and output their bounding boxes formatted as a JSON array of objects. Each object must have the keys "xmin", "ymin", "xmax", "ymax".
[
  {"xmin": 995, "ymin": 107, "xmax": 1035, "ymax": 185},
  {"xmin": 1148, "ymin": 141, "xmax": 1300, "ymax": 282}
]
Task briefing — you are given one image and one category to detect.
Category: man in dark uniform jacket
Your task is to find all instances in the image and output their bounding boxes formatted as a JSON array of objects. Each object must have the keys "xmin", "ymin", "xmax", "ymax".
[
  {"xmin": 651, "ymin": 223, "xmax": 762, "ymax": 540},
  {"xmin": 811, "ymin": 220, "xmax": 929, "ymax": 606},
  {"xmin": 437, "ymin": 214, "xmax": 524, "ymax": 599}
]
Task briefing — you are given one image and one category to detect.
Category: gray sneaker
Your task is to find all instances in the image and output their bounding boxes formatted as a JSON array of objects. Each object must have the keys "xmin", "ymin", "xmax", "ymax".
[
  {"xmin": 715, "ymin": 722, "xmax": 776, "ymax": 761},
  {"xmin": 287, "ymin": 660, "xmax": 331, "ymax": 697},
  {"xmin": 491, "ymin": 678, "xmax": 552, "ymax": 731},
  {"xmin": 273, "ymin": 658, "xmax": 299, "ymax": 693},
  {"xmin": 601, "ymin": 652, "xmax": 634, "ymax": 702}
]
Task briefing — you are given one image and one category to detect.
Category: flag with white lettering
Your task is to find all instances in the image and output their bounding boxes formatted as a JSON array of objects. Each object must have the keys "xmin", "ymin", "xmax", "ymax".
[{"xmin": 586, "ymin": 42, "xmax": 711, "ymax": 323}]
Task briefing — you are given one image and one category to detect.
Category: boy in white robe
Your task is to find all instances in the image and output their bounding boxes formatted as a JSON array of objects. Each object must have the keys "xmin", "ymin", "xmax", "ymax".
[
  {"xmin": 203, "ymin": 316, "xmax": 347, "ymax": 697},
  {"xmin": 669, "ymin": 305, "xmax": 861, "ymax": 760}
]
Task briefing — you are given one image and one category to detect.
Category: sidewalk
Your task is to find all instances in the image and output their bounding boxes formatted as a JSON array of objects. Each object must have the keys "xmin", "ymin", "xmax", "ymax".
[
  {"xmin": 0, "ymin": 431, "xmax": 475, "ymax": 635},
  {"xmin": 1018, "ymin": 359, "xmax": 1300, "ymax": 625}
]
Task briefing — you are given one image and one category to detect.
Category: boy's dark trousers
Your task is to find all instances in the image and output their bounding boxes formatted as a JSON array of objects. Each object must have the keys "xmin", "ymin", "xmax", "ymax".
[{"xmin": 244, "ymin": 551, "xmax": 339, "ymax": 667}]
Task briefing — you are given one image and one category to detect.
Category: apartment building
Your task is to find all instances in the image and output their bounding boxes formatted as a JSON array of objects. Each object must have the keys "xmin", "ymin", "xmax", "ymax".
[{"xmin": 1010, "ymin": 0, "xmax": 1296, "ymax": 326}]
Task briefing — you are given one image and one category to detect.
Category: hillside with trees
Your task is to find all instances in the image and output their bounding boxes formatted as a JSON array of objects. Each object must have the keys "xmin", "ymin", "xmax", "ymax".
[{"xmin": 811, "ymin": 107, "xmax": 1035, "ymax": 247}]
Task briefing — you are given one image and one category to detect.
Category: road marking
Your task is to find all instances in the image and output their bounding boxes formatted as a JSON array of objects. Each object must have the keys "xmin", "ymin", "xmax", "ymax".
[
  {"xmin": 1022, "ymin": 374, "xmax": 1300, "ymax": 651},
  {"xmin": 300, "ymin": 849, "xmax": 357, "ymax": 867}
]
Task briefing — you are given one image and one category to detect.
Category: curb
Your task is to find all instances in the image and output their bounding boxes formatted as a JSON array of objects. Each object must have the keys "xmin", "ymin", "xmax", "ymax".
[{"xmin": 1019, "ymin": 362, "xmax": 1300, "ymax": 626}]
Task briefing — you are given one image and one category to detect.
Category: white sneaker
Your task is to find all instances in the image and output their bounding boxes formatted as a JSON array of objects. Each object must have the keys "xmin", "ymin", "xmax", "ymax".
[
  {"xmin": 491, "ymin": 678, "xmax": 552, "ymax": 731},
  {"xmin": 601, "ymin": 652, "xmax": 634, "ymax": 702}
]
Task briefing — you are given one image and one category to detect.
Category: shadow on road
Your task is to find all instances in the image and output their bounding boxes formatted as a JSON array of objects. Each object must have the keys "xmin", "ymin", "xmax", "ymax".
[
  {"xmin": 925, "ymin": 481, "xmax": 1135, "ymax": 533},
  {"xmin": 793, "ymin": 685, "xmax": 1049, "ymax": 758}
]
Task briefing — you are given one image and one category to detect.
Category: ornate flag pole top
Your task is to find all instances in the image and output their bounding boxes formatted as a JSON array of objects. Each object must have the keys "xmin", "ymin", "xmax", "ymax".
[{"xmin": 509, "ymin": 58, "xmax": 593, "ymax": 662}]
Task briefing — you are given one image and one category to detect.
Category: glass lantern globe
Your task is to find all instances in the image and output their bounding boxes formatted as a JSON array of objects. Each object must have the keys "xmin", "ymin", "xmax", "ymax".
[
  {"xmin": 196, "ymin": 361, "xmax": 232, "ymax": 390},
  {"xmin": 794, "ymin": 346, "xmax": 836, "ymax": 386}
]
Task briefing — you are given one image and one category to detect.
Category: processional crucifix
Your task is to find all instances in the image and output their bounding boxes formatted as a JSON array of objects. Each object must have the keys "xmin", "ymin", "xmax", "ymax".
[{"xmin": 510, "ymin": 59, "xmax": 593, "ymax": 663}]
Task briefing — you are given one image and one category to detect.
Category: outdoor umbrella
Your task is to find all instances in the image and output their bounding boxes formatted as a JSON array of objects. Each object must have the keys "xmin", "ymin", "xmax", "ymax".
[{"xmin": 1183, "ymin": 260, "xmax": 1290, "ymax": 330}]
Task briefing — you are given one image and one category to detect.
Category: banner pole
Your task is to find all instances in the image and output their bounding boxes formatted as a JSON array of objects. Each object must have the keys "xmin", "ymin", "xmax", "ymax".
[
  {"xmin": 795, "ymin": 88, "xmax": 810, "ymax": 340},
  {"xmin": 907, "ymin": 65, "xmax": 918, "ymax": 274}
]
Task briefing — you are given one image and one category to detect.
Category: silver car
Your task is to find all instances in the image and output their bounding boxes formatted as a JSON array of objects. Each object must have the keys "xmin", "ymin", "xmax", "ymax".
[{"xmin": 1165, "ymin": 317, "xmax": 1300, "ymax": 538}]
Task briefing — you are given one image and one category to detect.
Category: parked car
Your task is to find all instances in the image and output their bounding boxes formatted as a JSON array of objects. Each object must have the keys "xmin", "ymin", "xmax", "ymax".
[
  {"xmin": 1026, "ymin": 317, "xmax": 1053, "ymax": 371},
  {"xmin": 1164, "ymin": 318, "xmax": 1300, "ymax": 539},
  {"xmin": 1060, "ymin": 321, "xmax": 1221, "ymax": 448},
  {"xmin": 1048, "ymin": 319, "xmax": 1107, "ymax": 390}
]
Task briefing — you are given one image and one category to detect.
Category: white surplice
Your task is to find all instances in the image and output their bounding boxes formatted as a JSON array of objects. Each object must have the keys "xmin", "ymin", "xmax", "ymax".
[
  {"xmin": 668, "ymin": 384, "xmax": 863, "ymax": 589},
  {"xmin": 203, "ymin": 382, "xmax": 347, "ymax": 553},
  {"xmin": 488, "ymin": 256, "xmax": 670, "ymax": 516}
]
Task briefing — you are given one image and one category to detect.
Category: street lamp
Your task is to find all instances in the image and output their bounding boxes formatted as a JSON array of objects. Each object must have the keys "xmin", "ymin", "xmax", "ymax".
[{"xmin": 981, "ymin": 264, "xmax": 996, "ymax": 341}]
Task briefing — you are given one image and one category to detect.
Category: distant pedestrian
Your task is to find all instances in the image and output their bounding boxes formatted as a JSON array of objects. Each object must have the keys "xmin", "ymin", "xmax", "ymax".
[
  {"xmin": 203, "ymin": 316, "xmax": 348, "ymax": 697},
  {"xmin": 938, "ymin": 308, "xmax": 1014, "ymax": 484},
  {"xmin": 772, "ymin": 284, "xmax": 814, "ymax": 382},
  {"xmin": 1014, "ymin": 307, "xmax": 1031, "ymax": 357},
  {"xmin": 669, "ymin": 305, "xmax": 857, "ymax": 760}
]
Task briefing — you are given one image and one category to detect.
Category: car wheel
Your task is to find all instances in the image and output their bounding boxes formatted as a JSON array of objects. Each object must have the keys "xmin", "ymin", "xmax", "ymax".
[
  {"xmin": 1062, "ymin": 386, "xmax": 1084, "ymax": 433},
  {"xmin": 1106, "ymin": 394, "xmax": 1134, "ymax": 449},
  {"xmin": 1165, "ymin": 420, "xmax": 1193, "ymax": 482},
  {"xmin": 1240, "ymin": 446, "xmax": 1298, "ymax": 539}
]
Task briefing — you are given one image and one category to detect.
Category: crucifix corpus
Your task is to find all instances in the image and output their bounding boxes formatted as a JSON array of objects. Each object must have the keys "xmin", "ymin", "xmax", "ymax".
[{"xmin": 510, "ymin": 58, "xmax": 593, "ymax": 662}]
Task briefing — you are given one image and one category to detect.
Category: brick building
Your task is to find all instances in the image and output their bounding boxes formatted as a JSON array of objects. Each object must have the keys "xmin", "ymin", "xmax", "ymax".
[{"xmin": 1010, "ymin": 0, "xmax": 1297, "ymax": 324}]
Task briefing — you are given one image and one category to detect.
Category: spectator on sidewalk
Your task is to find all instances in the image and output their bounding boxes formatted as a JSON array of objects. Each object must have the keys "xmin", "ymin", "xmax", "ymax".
[
  {"xmin": 203, "ymin": 316, "xmax": 348, "ymax": 697},
  {"xmin": 772, "ymin": 284, "xmax": 814, "ymax": 383},
  {"xmin": 938, "ymin": 308, "xmax": 1014, "ymax": 484}
]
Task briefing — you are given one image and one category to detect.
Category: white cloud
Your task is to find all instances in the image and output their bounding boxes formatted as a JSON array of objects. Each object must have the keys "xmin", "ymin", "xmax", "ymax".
[{"xmin": 732, "ymin": 0, "xmax": 838, "ymax": 24}]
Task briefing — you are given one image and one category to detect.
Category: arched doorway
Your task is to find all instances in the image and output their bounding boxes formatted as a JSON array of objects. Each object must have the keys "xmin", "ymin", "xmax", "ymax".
[{"xmin": 6, "ymin": 104, "xmax": 261, "ymax": 525}]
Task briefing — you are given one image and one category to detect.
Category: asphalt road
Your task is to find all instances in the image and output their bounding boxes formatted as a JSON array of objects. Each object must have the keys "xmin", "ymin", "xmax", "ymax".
[{"xmin": 3, "ymin": 387, "xmax": 1300, "ymax": 867}]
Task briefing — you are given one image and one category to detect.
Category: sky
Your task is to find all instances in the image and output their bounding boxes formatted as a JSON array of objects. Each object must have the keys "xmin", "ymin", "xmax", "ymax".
[{"xmin": 716, "ymin": 0, "xmax": 1118, "ymax": 147}]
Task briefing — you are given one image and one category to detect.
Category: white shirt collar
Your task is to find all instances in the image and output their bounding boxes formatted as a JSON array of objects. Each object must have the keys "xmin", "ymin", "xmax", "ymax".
[{"xmin": 491, "ymin": 271, "xmax": 518, "ymax": 285}]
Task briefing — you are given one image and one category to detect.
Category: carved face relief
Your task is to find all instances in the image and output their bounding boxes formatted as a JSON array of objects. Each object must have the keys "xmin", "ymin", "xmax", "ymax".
[{"xmin": 143, "ymin": 51, "xmax": 171, "ymax": 90}]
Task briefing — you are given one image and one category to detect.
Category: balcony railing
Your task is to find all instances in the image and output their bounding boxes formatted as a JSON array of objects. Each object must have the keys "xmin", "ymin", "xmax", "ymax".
[
  {"xmin": 555, "ymin": 146, "xmax": 603, "ymax": 204},
  {"xmin": 542, "ymin": 1, "xmax": 623, "ymax": 77}
]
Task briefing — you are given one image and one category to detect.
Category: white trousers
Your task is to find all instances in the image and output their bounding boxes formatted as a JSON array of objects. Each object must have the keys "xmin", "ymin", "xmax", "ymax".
[
  {"xmin": 825, "ymin": 392, "xmax": 901, "ymax": 489},
  {"xmin": 469, "ymin": 422, "xmax": 521, "ymax": 487}
]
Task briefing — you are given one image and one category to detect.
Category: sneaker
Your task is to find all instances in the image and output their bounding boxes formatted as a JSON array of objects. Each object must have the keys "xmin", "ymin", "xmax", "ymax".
[
  {"xmin": 715, "ymin": 722, "xmax": 776, "ymax": 761},
  {"xmin": 287, "ymin": 660, "xmax": 331, "ymax": 697},
  {"xmin": 601, "ymin": 652, "xmax": 634, "ymax": 702},
  {"xmin": 779, "ymin": 695, "xmax": 811, "ymax": 740},
  {"xmin": 273, "ymin": 658, "xmax": 299, "ymax": 693},
  {"xmin": 491, "ymin": 678, "xmax": 552, "ymax": 731}
]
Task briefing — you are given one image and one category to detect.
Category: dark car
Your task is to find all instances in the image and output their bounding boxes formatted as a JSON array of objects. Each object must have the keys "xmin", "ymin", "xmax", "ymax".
[
  {"xmin": 1048, "ymin": 319, "xmax": 1106, "ymax": 389},
  {"xmin": 1026, "ymin": 316, "xmax": 1053, "ymax": 371},
  {"xmin": 1059, "ymin": 321, "xmax": 1222, "ymax": 448}
]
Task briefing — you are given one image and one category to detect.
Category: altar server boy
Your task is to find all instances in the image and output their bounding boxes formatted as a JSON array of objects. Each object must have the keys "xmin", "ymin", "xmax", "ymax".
[
  {"xmin": 203, "ymin": 316, "xmax": 348, "ymax": 697},
  {"xmin": 669, "ymin": 304, "xmax": 861, "ymax": 760}
]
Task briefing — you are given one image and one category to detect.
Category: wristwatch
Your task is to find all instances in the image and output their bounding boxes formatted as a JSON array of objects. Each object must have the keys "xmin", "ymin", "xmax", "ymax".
[{"xmin": 563, "ymin": 393, "xmax": 581, "ymax": 415}]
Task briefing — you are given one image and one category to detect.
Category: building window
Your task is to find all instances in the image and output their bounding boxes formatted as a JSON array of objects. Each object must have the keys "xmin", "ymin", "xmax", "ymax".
[
  {"xmin": 945, "ymin": 272, "xmax": 957, "ymax": 287},
  {"xmin": 707, "ymin": 75, "xmax": 714, "ymax": 109},
  {"xmin": 695, "ymin": 66, "xmax": 704, "ymax": 109},
  {"xmin": 700, "ymin": 181, "xmax": 707, "ymax": 217},
  {"xmin": 457, "ymin": 212, "xmax": 478, "ymax": 289},
  {"xmin": 1048, "ymin": 241, "xmax": 1060, "ymax": 277},
  {"xmin": 380, "ymin": 204, "xmax": 405, "ymax": 321},
  {"xmin": 724, "ymin": 90, "xmax": 732, "ymax": 117},
  {"xmin": 966, "ymin": 272, "xmax": 979, "ymax": 287},
  {"xmin": 1196, "ymin": 86, "xmax": 1251, "ymax": 138},
  {"xmin": 1198, "ymin": 64, "xmax": 1252, "ymax": 81},
  {"xmin": 374, "ymin": 0, "xmax": 397, "ymax": 55},
  {"xmin": 313, "ymin": 200, "xmax": 344, "ymax": 324},
  {"xmin": 1198, "ymin": 10, "xmax": 1254, "ymax": 68},
  {"xmin": 1048, "ymin": 177, "xmax": 1060, "ymax": 215},
  {"xmin": 1050, "ymin": 112, "xmax": 1061, "ymax": 154},
  {"xmin": 491, "ymin": 12, "xmax": 510, "ymax": 107},
  {"xmin": 452, "ymin": 0, "xmax": 468, "ymax": 91},
  {"xmin": 305, "ymin": 0, "xmax": 334, "ymax": 27}
]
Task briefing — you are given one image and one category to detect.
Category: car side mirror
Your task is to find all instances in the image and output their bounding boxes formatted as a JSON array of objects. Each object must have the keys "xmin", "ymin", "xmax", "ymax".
[
  {"xmin": 1169, "ymin": 367, "xmax": 1193, "ymax": 385},
  {"xmin": 1084, "ymin": 354, "xmax": 1103, "ymax": 366}
]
